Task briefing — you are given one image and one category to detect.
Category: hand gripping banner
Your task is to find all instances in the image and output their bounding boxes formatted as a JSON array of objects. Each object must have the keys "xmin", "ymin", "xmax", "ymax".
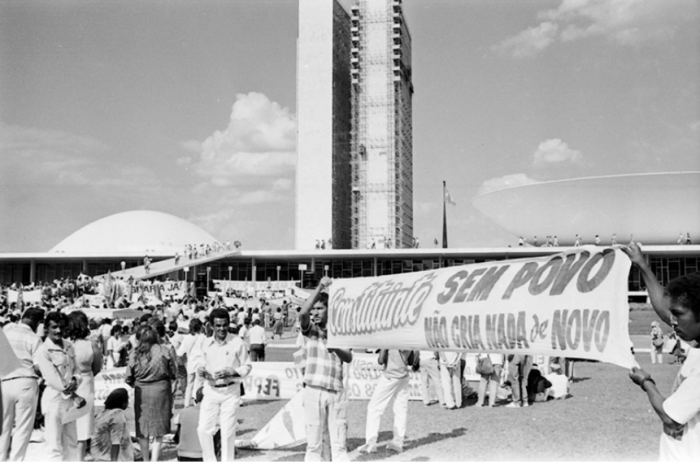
[{"xmin": 327, "ymin": 246, "xmax": 637, "ymax": 369}]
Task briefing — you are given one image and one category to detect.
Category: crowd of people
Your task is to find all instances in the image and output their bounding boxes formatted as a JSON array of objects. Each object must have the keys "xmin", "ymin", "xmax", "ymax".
[
  {"xmin": 2, "ymin": 239, "xmax": 699, "ymax": 461},
  {"xmin": 516, "ymin": 232, "xmax": 695, "ymax": 248},
  {"xmin": 0, "ymin": 279, "xmax": 299, "ymax": 461}
]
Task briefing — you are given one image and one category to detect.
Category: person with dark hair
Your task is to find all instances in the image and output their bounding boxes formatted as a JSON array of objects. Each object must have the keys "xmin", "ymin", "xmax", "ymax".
[
  {"xmin": 67, "ymin": 311, "xmax": 103, "ymax": 461},
  {"xmin": 299, "ymin": 277, "xmax": 352, "ymax": 461},
  {"xmin": 176, "ymin": 387, "xmax": 216, "ymax": 461},
  {"xmin": 125, "ymin": 325, "xmax": 177, "ymax": 461},
  {"xmin": 506, "ymin": 354, "xmax": 532, "ymax": 408},
  {"xmin": 177, "ymin": 318, "xmax": 206, "ymax": 407},
  {"xmin": 0, "ymin": 307, "xmax": 44, "ymax": 460},
  {"xmin": 248, "ymin": 319, "xmax": 267, "ymax": 362},
  {"xmin": 197, "ymin": 308, "xmax": 251, "ymax": 461},
  {"xmin": 106, "ymin": 325, "xmax": 124, "ymax": 369},
  {"xmin": 272, "ymin": 307, "xmax": 285, "ymax": 340},
  {"xmin": 35, "ymin": 311, "xmax": 83, "ymax": 461},
  {"xmin": 358, "ymin": 349, "xmax": 418, "ymax": 454},
  {"xmin": 90, "ymin": 388, "xmax": 133, "ymax": 461},
  {"xmin": 624, "ymin": 242, "xmax": 700, "ymax": 460},
  {"xmin": 526, "ymin": 364, "xmax": 552, "ymax": 404}
]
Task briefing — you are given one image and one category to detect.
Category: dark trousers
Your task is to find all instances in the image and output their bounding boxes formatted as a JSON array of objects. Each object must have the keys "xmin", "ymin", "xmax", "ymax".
[{"xmin": 250, "ymin": 344, "xmax": 265, "ymax": 362}]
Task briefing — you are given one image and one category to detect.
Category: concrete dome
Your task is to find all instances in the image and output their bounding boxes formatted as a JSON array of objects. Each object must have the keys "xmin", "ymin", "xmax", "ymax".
[
  {"xmin": 50, "ymin": 210, "xmax": 218, "ymax": 254},
  {"xmin": 472, "ymin": 172, "xmax": 700, "ymax": 246}
]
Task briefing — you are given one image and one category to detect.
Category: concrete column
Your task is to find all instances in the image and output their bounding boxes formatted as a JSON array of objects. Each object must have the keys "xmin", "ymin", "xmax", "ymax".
[
  {"xmin": 373, "ymin": 257, "xmax": 378, "ymax": 277},
  {"xmin": 251, "ymin": 258, "xmax": 256, "ymax": 282},
  {"xmin": 82, "ymin": 259, "xmax": 88, "ymax": 274},
  {"xmin": 29, "ymin": 260, "xmax": 36, "ymax": 284}
]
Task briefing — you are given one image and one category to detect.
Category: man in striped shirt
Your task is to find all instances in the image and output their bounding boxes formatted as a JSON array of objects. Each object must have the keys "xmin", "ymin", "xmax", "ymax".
[
  {"xmin": 300, "ymin": 277, "xmax": 352, "ymax": 461},
  {"xmin": 0, "ymin": 308, "xmax": 44, "ymax": 461}
]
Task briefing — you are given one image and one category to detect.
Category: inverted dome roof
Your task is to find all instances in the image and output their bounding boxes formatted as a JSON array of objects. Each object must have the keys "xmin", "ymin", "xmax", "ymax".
[
  {"xmin": 472, "ymin": 172, "xmax": 700, "ymax": 246},
  {"xmin": 50, "ymin": 210, "xmax": 218, "ymax": 254}
]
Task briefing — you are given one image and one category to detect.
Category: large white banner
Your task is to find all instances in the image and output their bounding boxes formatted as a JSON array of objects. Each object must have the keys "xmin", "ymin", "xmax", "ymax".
[{"xmin": 327, "ymin": 247, "xmax": 637, "ymax": 369}]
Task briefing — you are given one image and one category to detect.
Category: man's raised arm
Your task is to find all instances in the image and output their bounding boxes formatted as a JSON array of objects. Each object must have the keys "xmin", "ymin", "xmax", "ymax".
[{"xmin": 622, "ymin": 242, "xmax": 671, "ymax": 325}]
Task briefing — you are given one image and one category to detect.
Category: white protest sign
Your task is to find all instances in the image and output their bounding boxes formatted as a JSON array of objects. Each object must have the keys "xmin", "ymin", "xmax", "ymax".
[
  {"xmin": 7, "ymin": 289, "xmax": 43, "ymax": 304},
  {"xmin": 327, "ymin": 246, "xmax": 637, "ymax": 369}
]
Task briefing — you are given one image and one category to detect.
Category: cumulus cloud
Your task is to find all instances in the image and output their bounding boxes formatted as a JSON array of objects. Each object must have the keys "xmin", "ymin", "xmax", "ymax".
[
  {"xmin": 176, "ymin": 93, "xmax": 298, "ymax": 247},
  {"xmin": 533, "ymin": 138, "xmax": 582, "ymax": 165},
  {"xmin": 494, "ymin": 0, "xmax": 696, "ymax": 58},
  {"xmin": 493, "ymin": 22, "xmax": 559, "ymax": 58},
  {"xmin": 179, "ymin": 92, "xmax": 296, "ymax": 187},
  {"xmin": 478, "ymin": 138, "xmax": 583, "ymax": 194},
  {"xmin": 478, "ymin": 173, "xmax": 540, "ymax": 195}
]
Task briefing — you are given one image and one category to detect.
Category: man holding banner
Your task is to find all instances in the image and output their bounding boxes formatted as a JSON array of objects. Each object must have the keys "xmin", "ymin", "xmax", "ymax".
[
  {"xmin": 624, "ymin": 242, "xmax": 700, "ymax": 460},
  {"xmin": 299, "ymin": 277, "xmax": 352, "ymax": 462}
]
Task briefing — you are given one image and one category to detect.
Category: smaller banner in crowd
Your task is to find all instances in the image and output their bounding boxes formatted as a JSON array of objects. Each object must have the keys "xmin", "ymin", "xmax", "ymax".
[
  {"xmin": 213, "ymin": 280, "xmax": 300, "ymax": 292},
  {"xmin": 6, "ymin": 289, "xmax": 43, "ymax": 304},
  {"xmin": 327, "ymin": 246, "xmax": 637, "ymax": 369},
  {"xmin": 94, "ymin": 353, "xmax": 477, "ymax": 406}
]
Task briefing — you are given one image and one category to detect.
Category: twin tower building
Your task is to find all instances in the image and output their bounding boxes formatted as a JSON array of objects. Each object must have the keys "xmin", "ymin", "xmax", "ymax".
[{"xmin": 295, "ymin": 0, "xmax": 414, "ymax": 251}]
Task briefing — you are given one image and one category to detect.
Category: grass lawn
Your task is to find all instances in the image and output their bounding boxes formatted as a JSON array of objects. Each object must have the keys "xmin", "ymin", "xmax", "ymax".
[
  {"xmin": 628, "ymin": 304, "xmax": 669, "ymax": 336},
  {"xmin": 228, "ymin": 353, "xmax": 678, "ymax": 461}
]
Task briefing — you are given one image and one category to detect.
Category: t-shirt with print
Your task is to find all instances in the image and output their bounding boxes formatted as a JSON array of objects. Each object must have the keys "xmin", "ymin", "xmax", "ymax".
[{"xmin": 91, "ymin": 408, "xmax": 134, "ymax": 461}]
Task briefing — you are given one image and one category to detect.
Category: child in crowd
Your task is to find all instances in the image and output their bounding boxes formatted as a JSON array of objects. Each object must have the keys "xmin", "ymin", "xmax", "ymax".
[{"xmin": 90, "ymin": 388, "xmax": 133, "ymax": 461}]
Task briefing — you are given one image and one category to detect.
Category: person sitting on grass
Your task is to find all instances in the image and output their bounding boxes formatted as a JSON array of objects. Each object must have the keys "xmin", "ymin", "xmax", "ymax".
[
  {"xmin": 90, "ymin": 388, "xmax": 133, "ymax": 461},
  {"xmin": 176, "ymin": 387, "xmax": 220, "ymax": 461},
  {"xmin": 545, "ymin": 363, "xmax": 570, "ymax": 400},
  {"xmin": 624, "ymin": 242, "xmax": 700, "ymax": 461}
]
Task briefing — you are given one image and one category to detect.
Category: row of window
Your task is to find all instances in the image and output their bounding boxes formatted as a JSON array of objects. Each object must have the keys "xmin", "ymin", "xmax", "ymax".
[{"xmin": 3, "ymin": 256, "xmax": 699, "ymax": 292}]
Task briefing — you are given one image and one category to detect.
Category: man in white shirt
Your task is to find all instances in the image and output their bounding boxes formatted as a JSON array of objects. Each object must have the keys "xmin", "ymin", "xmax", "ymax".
[
  {"xmin": 34, "ymin": 311, "xmax": 83, "ymax": 461},
  {"xmin": 176, "ymin": 318, "xmax": 206, "ymax": 407},
  {"xmin": 197, "ymin": 308, "xmax": 251, "ymax": 461},
  {"xmin": 358, "ymin": 350, "xmax": 417, "ymax": 454},
  {"xmin": 247, "ymin": 319, "xmax": 267, "ymax": 362}
]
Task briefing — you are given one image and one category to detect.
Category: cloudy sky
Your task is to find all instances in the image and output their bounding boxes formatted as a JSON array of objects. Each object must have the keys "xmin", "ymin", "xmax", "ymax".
[{"xmin": 1, "ymin": 0, "xmax": 698, "ymax": 252}]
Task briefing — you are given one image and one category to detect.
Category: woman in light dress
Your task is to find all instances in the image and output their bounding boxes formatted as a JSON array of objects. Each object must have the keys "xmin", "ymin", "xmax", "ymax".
[
  {"xmin": 67, "ymin": 311, "xmax": 103, "ymax": 461},
  {"xmin": 650, "ymin": 321, "xmax": 665, "ymax": 364},
  {"xmin": 106, "ymin": 324, "xmax": 126, "ymax": 369}
]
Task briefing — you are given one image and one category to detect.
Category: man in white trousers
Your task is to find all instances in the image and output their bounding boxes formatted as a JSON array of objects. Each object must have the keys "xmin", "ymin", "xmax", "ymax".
[
  {"xmin": 439, "ymin": 351, "xmax": 464, "ymax": 410},
  {"xmin": 0, "ymin": 308, "xmax": 43, "ymax": 461},
  {"xmin": 176, "ymin": 318, "xmax": 206, "ymax": 407},
  {"xmin": 197, "ymin": 308, "xmax": 251, "ymax": 461},
  {"xmin": 34, "ymin": 311, "xmax": 83, "ymax": 461},
  {"xmin": 419, "ymin": 350, "xmax": 444, "ymax": 406},
  {"xmin": 358, "ymin": 349, "xmax": 418, "ymax": 454}
]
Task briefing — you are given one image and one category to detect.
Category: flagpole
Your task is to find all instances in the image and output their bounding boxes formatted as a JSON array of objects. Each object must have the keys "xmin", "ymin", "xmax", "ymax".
[{"xmin": 442, "ymin": 181, "xmax": 448, "ymax": 249}]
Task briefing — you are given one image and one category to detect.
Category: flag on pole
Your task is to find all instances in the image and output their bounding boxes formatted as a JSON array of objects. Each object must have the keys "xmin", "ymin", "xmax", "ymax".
[{"xmin": 445, "ymin": 187, "xmax": 457, "ymax": 206}]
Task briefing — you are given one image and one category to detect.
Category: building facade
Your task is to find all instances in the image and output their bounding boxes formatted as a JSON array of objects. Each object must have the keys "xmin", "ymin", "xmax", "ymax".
[
  {"xmin": 296, "ymin": 0, "xmax": 413, "ymax": 251},
  {"xmin": 296, "ymin": 0, "xmax": 353, "ymax": 250},
  {"xmin": 350, "ymin": 0, "xmax": 413, "ymax": 250},
  {"xmin": 3, "ymin": 246, "xmax": 699, "ymax": 298}
]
